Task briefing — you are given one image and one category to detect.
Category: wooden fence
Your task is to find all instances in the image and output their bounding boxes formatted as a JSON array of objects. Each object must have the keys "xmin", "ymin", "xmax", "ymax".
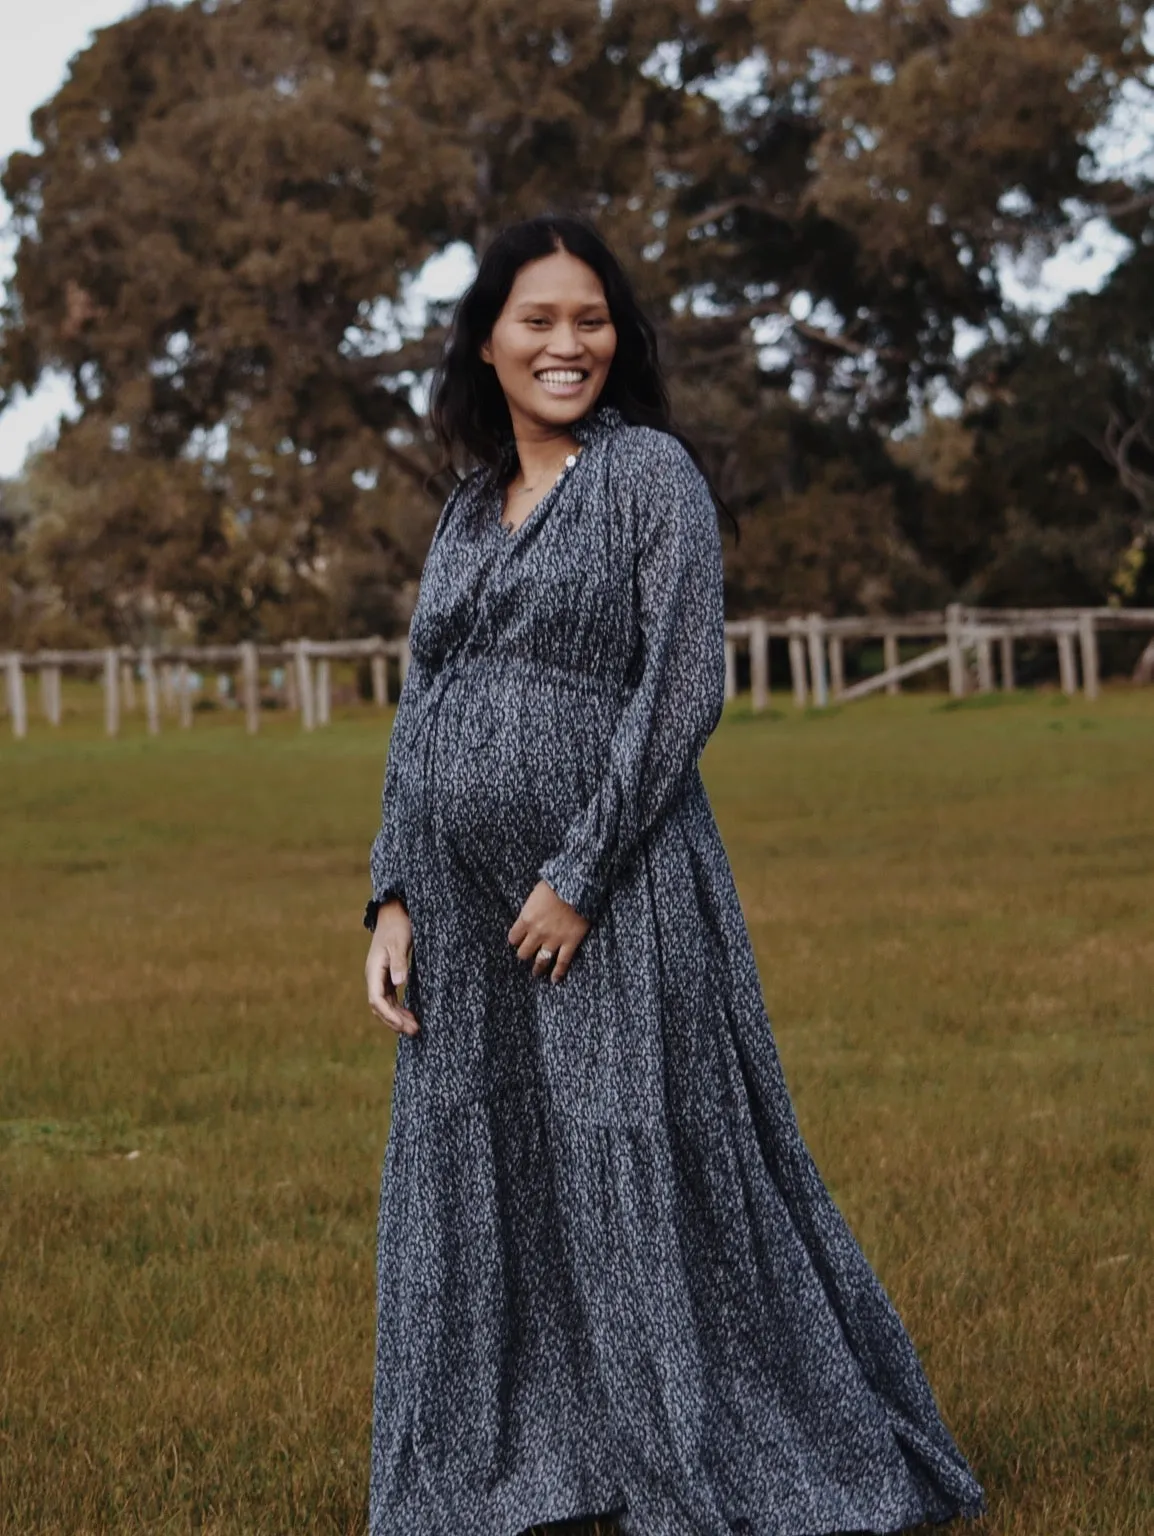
[
  {"xmin": 4, "ymin": 604, "xmax": 1154, "ymax": 740},
  {"xmin": 725, "ymin": 603, "xmax": 1154, "ymax": 711}
]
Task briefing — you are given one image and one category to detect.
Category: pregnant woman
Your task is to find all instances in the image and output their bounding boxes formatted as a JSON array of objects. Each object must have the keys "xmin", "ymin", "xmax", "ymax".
[{"xmin": 363, "ymin": 213, "xmax": 986, "ymax": 1536}]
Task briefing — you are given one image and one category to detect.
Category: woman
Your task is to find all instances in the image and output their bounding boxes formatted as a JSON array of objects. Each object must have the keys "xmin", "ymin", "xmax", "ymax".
[{"xmin": 363, "ymin": 214, "xmax": 986, "ymax": 1536}]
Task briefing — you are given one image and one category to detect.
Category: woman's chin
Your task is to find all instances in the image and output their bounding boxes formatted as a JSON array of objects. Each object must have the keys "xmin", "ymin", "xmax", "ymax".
[{"xmin": 524, "ymin": 384, "xmax": 605, "ymax": 424}]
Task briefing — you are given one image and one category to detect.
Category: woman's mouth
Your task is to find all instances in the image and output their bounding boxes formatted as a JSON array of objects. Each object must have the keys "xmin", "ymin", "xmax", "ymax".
[{"xmin": 534, "ymin": 368, "xmax": 590, "ymax": 397}]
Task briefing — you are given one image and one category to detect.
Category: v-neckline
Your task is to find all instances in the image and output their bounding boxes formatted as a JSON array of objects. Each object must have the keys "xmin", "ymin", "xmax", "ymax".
[{"xmin": 494, "ymin": 449, "xmax": 582, "ymax": 545}]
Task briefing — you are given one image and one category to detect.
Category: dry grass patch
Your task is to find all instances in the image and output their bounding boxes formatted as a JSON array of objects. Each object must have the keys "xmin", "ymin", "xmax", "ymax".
[{"xmin": 1, "ymin": 690, "xmax": 1151, "ymax": 1533}]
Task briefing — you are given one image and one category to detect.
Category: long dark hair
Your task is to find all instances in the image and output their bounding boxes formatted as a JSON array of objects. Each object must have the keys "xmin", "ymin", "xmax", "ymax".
[{"xmin": 429, "ymin": 213, "xmax": 736, "ymax": 537}]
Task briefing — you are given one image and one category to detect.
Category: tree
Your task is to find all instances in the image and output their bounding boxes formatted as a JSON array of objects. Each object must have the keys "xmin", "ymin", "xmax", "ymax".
[
  {"xmin": 1, "ymin": 0, "xmax": 1150, "ymax": 640},
  {"xmin": 927, "ymin": 216, "xmax": 1154, "ymax": 612}
]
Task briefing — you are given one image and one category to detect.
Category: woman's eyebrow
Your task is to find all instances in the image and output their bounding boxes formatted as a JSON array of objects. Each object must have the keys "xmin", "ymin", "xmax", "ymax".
[{"xmin": 510, "ymin": 298, "xmax": 608, "ymax": 312}]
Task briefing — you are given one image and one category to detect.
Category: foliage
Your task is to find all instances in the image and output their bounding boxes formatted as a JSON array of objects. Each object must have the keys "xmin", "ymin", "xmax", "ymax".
[
  {"xmin": 1, "ymin": 0, "xmax": 1152, "ymax": 640},
  {"xmin": 951, "ymin": 242, "xmax": 1154, "ymax": 609}
]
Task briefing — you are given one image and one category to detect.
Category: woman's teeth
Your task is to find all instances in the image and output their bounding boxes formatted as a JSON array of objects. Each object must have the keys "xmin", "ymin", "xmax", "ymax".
[{"xmin": 536, "ymin": 370, "xmax": 587, "ymax": 386}]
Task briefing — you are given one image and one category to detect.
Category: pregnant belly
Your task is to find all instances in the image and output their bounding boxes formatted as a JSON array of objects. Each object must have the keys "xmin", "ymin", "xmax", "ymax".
[{"xmin": 416, "ymin": 670, "xmax": 618, "ymax": 905}]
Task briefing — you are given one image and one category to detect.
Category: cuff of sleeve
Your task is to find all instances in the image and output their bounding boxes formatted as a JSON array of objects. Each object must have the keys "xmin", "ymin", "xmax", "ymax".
[
  {"xmin": 537, "ymin": 852, "xmax": 604, "ymax": 924},
  {"xmin": 364, "ymin": 889, "xmax": 405, "ymax": 931}
]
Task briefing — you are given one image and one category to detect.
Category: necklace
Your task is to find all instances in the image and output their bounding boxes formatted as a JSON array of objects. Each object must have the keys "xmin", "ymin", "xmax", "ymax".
[
  {"xmin": 510, "ymin": 449, "xmax": 580, "ymax": 496},
  {"xmin": 500, "ymin": 450, "xmax": 580, "ymax": 532}
]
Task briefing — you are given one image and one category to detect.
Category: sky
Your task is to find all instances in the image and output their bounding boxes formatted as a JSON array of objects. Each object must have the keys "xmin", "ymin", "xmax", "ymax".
[
  {"xmin": 0, "ymin": 0, "xmax": 1149, "ymax": 477},
  {"xmin": 0, "ymin": 1, "xmax": 135, "ymax": 475}
]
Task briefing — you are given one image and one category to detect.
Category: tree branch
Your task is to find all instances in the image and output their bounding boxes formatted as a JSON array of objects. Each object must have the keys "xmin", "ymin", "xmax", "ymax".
[
  {"xmin": 1100, "ymin": 188, "xmax": 1154, "ymax": 220},
  {"xmin": 1101, "ymin": 406, "xmax": 1154, "ymax": 515},
  {"xmin": 340, "ymin": 329, "xmax": 449, "ymax": 382},
  {"xmin": 668, "ymin": 299, "xmax": 903, "ymax": 361},
  {"xmin": 682, "ymin": 195, "xmax": 789, "ymax": 230}
]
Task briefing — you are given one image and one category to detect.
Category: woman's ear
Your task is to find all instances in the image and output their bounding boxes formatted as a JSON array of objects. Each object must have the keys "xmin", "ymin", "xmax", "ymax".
[{"xmin": 479, "ymin": 337, "xmax": 493, "ymax": 366}]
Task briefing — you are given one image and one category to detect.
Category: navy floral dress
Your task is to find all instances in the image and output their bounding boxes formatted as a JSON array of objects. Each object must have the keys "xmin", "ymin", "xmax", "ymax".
[{"xmin": 367, "ymin": 401, "xmax": 986, "ymax": 1535}]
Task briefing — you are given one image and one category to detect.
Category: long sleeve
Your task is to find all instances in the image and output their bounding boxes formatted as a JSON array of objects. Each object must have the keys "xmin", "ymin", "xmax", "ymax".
[
  {"xmin": 368, "ymin": 652, "xmax": 433, "ymax": 909},
  {"xmin": 538, "ymin": 431, "xmax": 726, "ymax": 923}
]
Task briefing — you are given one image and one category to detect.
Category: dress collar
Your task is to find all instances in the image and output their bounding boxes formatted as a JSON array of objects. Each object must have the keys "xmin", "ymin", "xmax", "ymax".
[
  {"xmin": 495, "ymin": 399, "xmax": 624, "ymax": 475},
  {"xmin": 570, "ymin": 399, "xmax": 625, "ymax": 446}
]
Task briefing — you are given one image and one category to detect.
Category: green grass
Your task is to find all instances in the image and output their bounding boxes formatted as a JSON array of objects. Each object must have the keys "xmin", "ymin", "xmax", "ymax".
[{"xmin": 1, "ymin": 688, "xmax": 1151, "ymax": 1534}]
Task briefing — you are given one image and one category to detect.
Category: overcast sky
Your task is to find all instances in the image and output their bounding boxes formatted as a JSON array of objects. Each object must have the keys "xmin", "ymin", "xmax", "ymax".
[
  {"xmin": 0, "ymin": 1, "xmax": 1149, "ymax": 476},
  {"xmin": 1, "ymin": 0, "xmax": 134, "ymax": 475}
]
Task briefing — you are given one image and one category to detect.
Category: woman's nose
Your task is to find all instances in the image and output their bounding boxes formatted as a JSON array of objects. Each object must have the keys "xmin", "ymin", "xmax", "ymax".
[{"xmin": 546, "ymin": 326, "xmax": 584, "ymax": 356}]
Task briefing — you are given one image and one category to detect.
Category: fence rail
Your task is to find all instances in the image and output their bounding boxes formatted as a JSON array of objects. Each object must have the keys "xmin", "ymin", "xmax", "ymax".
[{"xmin": 4, "ymin": 605, "xmax": 1154, "ymax": 739}]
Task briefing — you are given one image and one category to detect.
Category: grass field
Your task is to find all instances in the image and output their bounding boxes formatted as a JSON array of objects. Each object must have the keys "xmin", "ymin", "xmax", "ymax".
[{"xmin": 1, "ymin": 688, "xmax": 1151, "ymax": 1535}]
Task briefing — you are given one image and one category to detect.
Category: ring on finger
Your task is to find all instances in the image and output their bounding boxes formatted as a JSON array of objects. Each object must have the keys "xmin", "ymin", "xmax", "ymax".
[{"xmin": 537, "ymin": 946, "xmax": 556, "ymax": 965}]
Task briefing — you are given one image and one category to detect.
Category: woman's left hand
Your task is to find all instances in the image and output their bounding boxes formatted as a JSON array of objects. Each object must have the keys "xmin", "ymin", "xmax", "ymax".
[{"xmin": 508, "ymin": 880, "xmax": 590, "ymax": 983}]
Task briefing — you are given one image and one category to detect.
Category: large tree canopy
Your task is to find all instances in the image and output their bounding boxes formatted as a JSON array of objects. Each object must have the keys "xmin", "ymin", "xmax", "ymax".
[{"xmin": 1, "ymin": 0, "xmax": 1151, "ymax": 644}]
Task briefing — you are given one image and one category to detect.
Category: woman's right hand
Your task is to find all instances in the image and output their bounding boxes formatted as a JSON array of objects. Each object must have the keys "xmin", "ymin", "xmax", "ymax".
[{"xmin": 365, "ymin": 899, "xmax": 419, "ymax": 1036}]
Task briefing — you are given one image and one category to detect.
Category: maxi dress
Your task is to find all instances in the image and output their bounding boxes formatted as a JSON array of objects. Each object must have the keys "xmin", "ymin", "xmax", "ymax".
[{"xmin": 366, "ymin": 402, "xmax": 986, "ymax": 1536}]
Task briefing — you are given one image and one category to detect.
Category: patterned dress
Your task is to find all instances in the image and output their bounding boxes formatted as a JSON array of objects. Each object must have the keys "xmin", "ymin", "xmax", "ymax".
[{"xmin": 367, "ymin": 401, "xmax": 986, "ymax": 1535}]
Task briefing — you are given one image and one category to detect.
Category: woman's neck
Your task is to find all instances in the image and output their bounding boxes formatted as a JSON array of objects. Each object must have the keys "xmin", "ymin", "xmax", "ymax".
[{"xmin": 506, "ymin": 409, "xmax": 581, "ymax": 487}]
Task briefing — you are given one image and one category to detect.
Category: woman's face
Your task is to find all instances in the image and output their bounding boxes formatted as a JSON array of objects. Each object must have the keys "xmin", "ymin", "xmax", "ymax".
[{"xmin": 480, "ymin": 249, "xmax": 617, "ymax": 433}]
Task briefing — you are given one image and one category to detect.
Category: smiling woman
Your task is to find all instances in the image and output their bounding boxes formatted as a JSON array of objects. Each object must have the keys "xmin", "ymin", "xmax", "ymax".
[
  {"xmin": 485, "ymin": 256, "xmax": 616, "ymax": 392},
  {"xmin": 359, "ymin": 213, "xmax": 986, "ymax": 1536},
  {"xmin": 474, "ymin": 247, "xmax": 618, "ymax": 532}
]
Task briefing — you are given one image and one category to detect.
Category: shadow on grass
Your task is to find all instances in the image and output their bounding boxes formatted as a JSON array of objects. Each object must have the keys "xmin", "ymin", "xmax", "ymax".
[
  {"xmin": 932, "ymin": 691, "xmax": 1039, "ymax": 713},
  {"xmin": 720, "ymin": 704, "xmax": 788, "ymax": 725}
]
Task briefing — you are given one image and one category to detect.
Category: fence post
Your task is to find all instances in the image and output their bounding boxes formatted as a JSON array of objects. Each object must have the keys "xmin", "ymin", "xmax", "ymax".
[
  {"xmin": 141, "ymin": 648, "xmax": 160, "ymax": 735},
  {"xmin": 284, "ymin": 652, "xmax": 299, "ymax": 713},
  {"xmin": 976, "ymin": 634, "xmax": 994, "ymax": 693},
  {"xmin": 103, "ymin": 647, "xmax": 120, "ymax": 736},
  {"xmin": 1077, "ymin": 612, "xmax": 1099, "ymax": 701},
  {"xmin": 40, "ymin": 663, "xmax": 62, "ymax": 726},
  {"xmin": 806, "ymin": 614, "xmax": 828, "ymax": 708},
  {"xmin": 1133, "ymin": 637, "xmax": 1154, "ymax": 685},
  {"xmin": 371, "ymin": 648, "xmax": 388, "ymax": 707},
  {"xmin": 946, "ymin": 604, "xmax": 966, "ymax": 697},
  {"xmin": 787, "ymin": 618, "xmax": 808, "ymax": 708},
  {"xmin": 6, "ymin": 655, "xmax": 27, "ymax": 739},
  {"xmin": 240, "ymin": 642, "xmax": 260, "ymax": 734},
  {"xmin": 749, "ymin": 617, "xmax": 769, "ymax": 712},
  {"xmin": 1000, "ymin": 633, "xmax": 1016, "ymax": 691},
  {"xmin": 399, "ymin": 639, "xmax": 411, "ymax": 688},
  {"xmin": 883, "ymin": 632, "xmax": 900, "ymax": 695},
  {"xmin": 295, "ymin": 642, "xmax": 315, "ymax": 731},
  {"xmin": 1056, "ymin": 628, "xmax": 1078, "ymax": 696},
  {"xmin": 828, "ymin": 634, "xmax": 845, "ymax": 700},
  {"xmin": 315, "ymin": 657, "xmax": 332, "ymax": 727},
  {"xmin": 120, "ymin": 656, "xmax": 136, "ymax": 713},
  {"xmin": 177, "ymin": 662, "xmax": 193, "ymax": 728},
  {"xmin": 723, "ymin": 639, "xmax": 737, "ymax": 702}
]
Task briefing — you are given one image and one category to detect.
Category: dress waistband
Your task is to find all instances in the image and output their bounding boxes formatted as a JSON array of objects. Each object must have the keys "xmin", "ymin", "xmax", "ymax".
[
  {"xmin": 440, "ymin": 652, "xmax": 633, "ymax": 700},
  {"xmin": 405, "ymin": 650, "xmax": 634, "ymax": 745}
]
